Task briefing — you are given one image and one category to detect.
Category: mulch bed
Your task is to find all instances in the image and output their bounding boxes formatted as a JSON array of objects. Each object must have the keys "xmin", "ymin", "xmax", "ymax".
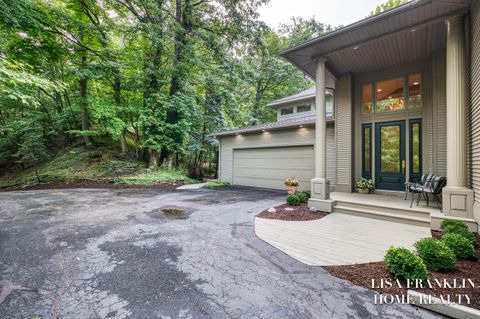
[
  {"xmin": 256, "ymin": 203, "xmax": 327, "ymax": 221},
  {"xmin": 1, "ymin": 180, "xmax": 184, "ymax": 192},
  {"xmin": 323, "ymin": 231, "xmax": 480, "ymax": 311}
]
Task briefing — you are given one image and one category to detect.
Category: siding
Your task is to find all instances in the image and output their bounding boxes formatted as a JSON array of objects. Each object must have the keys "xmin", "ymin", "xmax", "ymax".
[
  {"xmin": 432, "ymin": 54, "xmax": 447, "ymax": 176},
  {"xmin": 335, "ymin": 74, "xmax": 353, "ymax": 192},
  {"xmin": 219, "ymin": 125, "xmax": 336, "ymax": 187},
  {"xmin": 470, "ymin": 1, "xmax": 480, "ymax": 212}
]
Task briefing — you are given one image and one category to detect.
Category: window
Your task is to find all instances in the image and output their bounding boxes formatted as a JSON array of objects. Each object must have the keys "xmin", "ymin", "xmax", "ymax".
[
  {"xmin": 409, "ymin": 119, "xmax": 422, "ymax": 182},
  {"xmin": 362, "ymin": 124, "xmax": 372, "ymax": 179},
  {"xmin": 297, "ymin": 104, "xmax": 311, "ymax": 113},
  {"xmin": 362, "ymin": 84, "xmax": 373, "ymax": 113},
  {"xmin": 376, "ymin": 77, "xmax": 404, "ymax": 112},
  {"xmin": 280, "ymin": 107, "xmax": 293, "ymax": 115},
  {"xmin": 408, "ymin": 74, "xmax": 421, "ymax": 108}
]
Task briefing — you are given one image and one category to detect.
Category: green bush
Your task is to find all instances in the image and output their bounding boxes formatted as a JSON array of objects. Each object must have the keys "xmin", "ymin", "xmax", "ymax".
[
  {"xmin": 384, "ymin": 246, "xmax": 428, "ymax": 281},
  {"xmin": 296, "ymin": 192, "xmax": 307, "ymax": 203},
  {"xmin": 414, "ymin": 238, "xmax": 456, "ymax": 271},
  {"xmin": 441, "ymin": 220, "xmax": 476, "ymax": 246},
  {"xmin": 301, "ymin": 190, "xmax": 311, "ymax": 199},
  {"xmin": 442, "ymin": 233, "xmax": 475, "ymax": 259},
  {"xmin": 286, "ymin": 194, "xmax": 301, "ymax": 206}
]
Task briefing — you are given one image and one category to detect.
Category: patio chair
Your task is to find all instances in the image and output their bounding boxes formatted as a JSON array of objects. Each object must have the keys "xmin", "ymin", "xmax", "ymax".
[
  {"xmin": 408, "ymin": 175, "xmax": 446, "ymax": 209},
  {"xmin": 404, "ymin": 173, "xmax": 434, "ymax": 200}
]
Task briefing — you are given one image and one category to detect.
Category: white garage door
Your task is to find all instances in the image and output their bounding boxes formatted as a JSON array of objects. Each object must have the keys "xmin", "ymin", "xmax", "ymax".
[{"xmin": 233, "ymin": 146, "xmax": 314, "ymax": 190}]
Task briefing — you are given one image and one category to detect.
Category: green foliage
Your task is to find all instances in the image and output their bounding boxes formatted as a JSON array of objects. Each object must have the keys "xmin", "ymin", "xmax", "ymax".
[
  {"xmin": 384, "ymin": 246, "xmax": 428, "ymax": 281},
  {"xmin": 414, "ymin": 238, "xmax": 456, "ymax": 272},
  {"xmin": 442, "ymin": 233, "xmax": 475, "ymax": 260},
  {"xmin": 355, "ymin": 178, "xmax": 374, "ymax": 191},
  {"xmin": 286, "ymin": 194, "xmax": 301, "ymax": 206},
  {"xmin": 441, "ymin": 220, "xmax": 476, "ymax": 246},
  {"xmin": 203, "ymin": 181, "xmax": 230, "ymax": 189},
  {"xmin": 296, "ymin": 190, "xmax": 310, "ymax": 203},
  {"xmin": 370, "ymin": 0, "xmax": 408, "ymax": 16},
  {"xmin": 114, "ymin": 168, "xmax": 197, "ymax": 186}
]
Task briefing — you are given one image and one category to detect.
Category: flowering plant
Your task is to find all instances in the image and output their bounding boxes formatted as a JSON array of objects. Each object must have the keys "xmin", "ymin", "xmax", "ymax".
[
  {"xmin": 284, "ymin": 178, "xmax": 299, "ymax": 187},
  {"xmin": 355, "ymin": 178, "xmax": 374, "ymax": 191}
]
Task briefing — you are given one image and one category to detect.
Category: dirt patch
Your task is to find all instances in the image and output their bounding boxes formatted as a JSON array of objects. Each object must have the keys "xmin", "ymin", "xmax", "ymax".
[
  {"xmin": 323, "ymin": 232, "xmax": 480, "ymax": 311},
  {"xmin": 2, "ymin": 180, "xmax": 184, "ymax": 192},
  {"xmin": 161, "ymin": 208, "xmax": 190, "ymax": 219},
  {"xmin": 256, "ymin": 203, "xmax": 327, "ymax": 221}
]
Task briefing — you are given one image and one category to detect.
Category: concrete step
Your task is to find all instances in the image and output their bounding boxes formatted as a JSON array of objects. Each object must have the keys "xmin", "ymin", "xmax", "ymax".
[
  {"xmin": 334, "ymin": 199, "xmax": 432, "ymax": 219},
  {"xmin": 333, "ymin": 205, "xmax": 431, "ymax": 227}
]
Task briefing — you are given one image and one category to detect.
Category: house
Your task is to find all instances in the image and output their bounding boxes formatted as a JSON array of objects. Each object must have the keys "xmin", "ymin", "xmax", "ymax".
[{"xmin": 214, "ymin": 0, "xmax": 480, "ymax": 232}]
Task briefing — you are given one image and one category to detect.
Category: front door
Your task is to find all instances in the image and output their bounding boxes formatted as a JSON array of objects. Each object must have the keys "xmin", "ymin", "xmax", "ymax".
[{"xmin": 375, "ymin": 121, "xmax": 406, "ymax": 191}]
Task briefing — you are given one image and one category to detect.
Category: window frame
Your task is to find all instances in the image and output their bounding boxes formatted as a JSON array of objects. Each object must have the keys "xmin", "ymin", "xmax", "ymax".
[
  {"xmin": 296, "ymin": 104, "xmax": 312, "ymax": 113},
  {"xmin": 360, "ymin": 73, "xmax": 422, "ymax": 115},
  {"xmin": 280, "ymin": 107, "xmax": 294, "ymax": 115}
]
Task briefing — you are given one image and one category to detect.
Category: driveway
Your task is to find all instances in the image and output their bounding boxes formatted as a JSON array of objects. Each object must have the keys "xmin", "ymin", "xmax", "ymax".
[{"xmin": 0, "ymin": 187, "xmax": 441, "ymax": 319}]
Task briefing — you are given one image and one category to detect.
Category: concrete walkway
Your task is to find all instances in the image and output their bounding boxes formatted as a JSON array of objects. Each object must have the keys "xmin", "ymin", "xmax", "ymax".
[{"xmin": 255, "ymin": 213, "xmax": 432, "ymax": 266}]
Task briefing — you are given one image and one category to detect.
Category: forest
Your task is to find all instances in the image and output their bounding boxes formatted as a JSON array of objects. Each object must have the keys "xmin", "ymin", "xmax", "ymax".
[{"xmin": 0, "ymin": 0, "xmax": 402, "ymax": 187}]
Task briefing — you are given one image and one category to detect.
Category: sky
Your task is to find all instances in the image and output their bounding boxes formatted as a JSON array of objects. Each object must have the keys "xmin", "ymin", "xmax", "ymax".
[{"xmin": 258, "ymin": 0, "xmax": 386, "ymax": 30}]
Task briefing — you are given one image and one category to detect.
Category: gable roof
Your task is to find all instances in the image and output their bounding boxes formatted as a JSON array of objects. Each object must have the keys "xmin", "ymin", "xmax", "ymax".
[
  {"xmin": 267, "ymin": 87, "xmax": 333, "ymax": 108},
  {"xmin": 212, "ymin": 113, "xmax": 334, "ymax": 137}
]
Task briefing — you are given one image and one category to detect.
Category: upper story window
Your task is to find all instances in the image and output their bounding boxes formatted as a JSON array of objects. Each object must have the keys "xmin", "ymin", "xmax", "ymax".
[
  {"xmin": 408, "ymin": 74, "xmax": 422, "ymax": 108},
  {"xmin": 297, "ymin": 104, "xmax": 311, "ymax": 113},
  {"xmin": 376, "ymin": 77, "xmax": 404, "ymax": 112},
  {"xmin": 280, "ymin": 107, "xmax": 294, "ymax": 115},
  {"xmin": 362, "ymin": 73, "xmax": 422, "ymax": 114}
]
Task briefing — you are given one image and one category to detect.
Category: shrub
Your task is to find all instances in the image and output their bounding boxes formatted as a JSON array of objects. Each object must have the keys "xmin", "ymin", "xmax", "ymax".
[
  {"xmin": 414, "ymin": 238, "xmax": 456, "ymax": 271},
  {"xmin": 301, "ymin": 190, "xmax": 311, "ymax": 200},
  {"xmin": 296, "ymin": 192, "xmax": 307, "ymax": 203},
  {"xmin": 441, "ymin": 220, "xmax": 476, "ymax": 246},
  {"xmin": 286, "ymin": 194, "xmax": 301, "ymax": 206},
  {"xmin": 384, "ymin": 246, "xmax": 428, "ymax": 281},
  {"xmin": 442, "ymin": 233, "xmax": 475, "ymax": 259}
]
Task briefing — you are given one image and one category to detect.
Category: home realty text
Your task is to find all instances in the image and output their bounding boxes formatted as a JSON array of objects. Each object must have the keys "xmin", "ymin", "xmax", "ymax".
[{"xmin": 372, "ymin": 278, "xmax": 474, "ymax": 305}]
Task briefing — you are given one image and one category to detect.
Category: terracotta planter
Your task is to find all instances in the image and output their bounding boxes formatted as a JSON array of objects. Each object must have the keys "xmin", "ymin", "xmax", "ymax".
[
  {"xmin": 286, "ymin": 186, "xmax": 298, "ymax": 194},
  {"xmin": 357, "ymin": 189, "xmax": 370, "ymax": 194}
]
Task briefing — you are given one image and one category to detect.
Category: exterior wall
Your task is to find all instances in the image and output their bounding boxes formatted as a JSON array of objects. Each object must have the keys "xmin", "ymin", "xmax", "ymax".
[
  {"xmin": 470, "ymin": 0, "xmax": 480, "ymax": 228},
  {"xmin": 432, "ymin": 54, "xmax": 447, "ymax": 176},
  {"xmin": 218, "ymin": 124, "xmax": 336, "ymax": 187},
  {"xmin": 335, "ymin": 74, "xmax": 353, "ymax": 192}
]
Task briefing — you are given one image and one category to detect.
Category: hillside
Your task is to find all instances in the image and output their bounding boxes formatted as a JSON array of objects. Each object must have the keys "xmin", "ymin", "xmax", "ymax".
[{"xmin": 0, "ymin": 145, "xmax": 198, "ymax": 190}]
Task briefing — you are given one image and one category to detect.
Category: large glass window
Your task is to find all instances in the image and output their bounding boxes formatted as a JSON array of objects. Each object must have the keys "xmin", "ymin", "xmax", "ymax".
[
  {"xmin": 280, "ymin": 107, "xmax": 293, "ymax": 115},
  {"xmin": 376, "ymin": 77, "xmax": 404, "ymax": 112},
  {"xmin": 362, "ymin": 84, "xmax": 372, "ymax": 113},
  {"xmin": 408, "ymin": 74, "xmax": 422, "ymax": 108},
  {"xmin": 297, "ymin": 104, "xmax": 311, "ymax": 113},
  {"xmin": 380, "ymin": 125, "xmax": 401, "ymax": 173}
]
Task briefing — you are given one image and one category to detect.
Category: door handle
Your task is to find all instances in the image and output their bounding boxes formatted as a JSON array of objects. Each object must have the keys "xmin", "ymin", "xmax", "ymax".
[{"xmin": 402, "ymin": 160, "xmax": 406, "ymax": 176}]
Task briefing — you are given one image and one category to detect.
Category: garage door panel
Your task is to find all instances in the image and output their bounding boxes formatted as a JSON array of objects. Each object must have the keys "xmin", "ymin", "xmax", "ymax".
[{"xmin": 233, "ymin": 146, "xmax": 314, "ymax": 190}]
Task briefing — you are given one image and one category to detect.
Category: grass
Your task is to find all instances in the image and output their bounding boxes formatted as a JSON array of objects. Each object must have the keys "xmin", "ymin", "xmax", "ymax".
[
  {"xmin": 0, "ymin": 145, "xmax": 198, "ymax": 188},
  {"xmin": 203, "ymin": 181, "xmax": 230, "ymax": 188}
]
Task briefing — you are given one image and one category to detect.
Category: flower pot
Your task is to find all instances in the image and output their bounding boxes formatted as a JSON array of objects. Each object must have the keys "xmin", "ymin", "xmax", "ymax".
[
  {"xmin": 286, "ymin": 186, "xmax": 298, "ymax": 195},
  {"xmin": 357, "ymin": 189, "xmax": 369, "ymax": 194}
]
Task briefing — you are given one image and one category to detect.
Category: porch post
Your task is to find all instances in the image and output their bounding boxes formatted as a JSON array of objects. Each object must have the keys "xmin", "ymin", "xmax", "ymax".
[
  {"xmin": 308, "ymin": 57, "xmax": 335, "ymax": 212},
  {"xmin": 442, "ymin": 15, "xmax": 474, "ymax": 218}
]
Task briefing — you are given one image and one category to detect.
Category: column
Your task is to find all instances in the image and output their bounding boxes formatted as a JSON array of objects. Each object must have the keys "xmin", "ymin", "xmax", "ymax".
[
  {"xmin": 443, "ymin": 15, "xmax": 474, "ymax": 219},
  {"xmin": 308, "ymin": 57, "xmax": 334, "ymax": 212}
]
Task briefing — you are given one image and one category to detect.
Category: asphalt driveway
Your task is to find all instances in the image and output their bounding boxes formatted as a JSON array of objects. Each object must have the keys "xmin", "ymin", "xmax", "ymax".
[{"xmin": 0, "ymin": 187, "xmax": 441, "ymax": 319}]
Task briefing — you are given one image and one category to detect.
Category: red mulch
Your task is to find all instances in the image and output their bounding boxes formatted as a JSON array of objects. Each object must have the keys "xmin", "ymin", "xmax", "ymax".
[
  {"xmin": 2, "ymin": 180, "xmax": 184, "ymax": 192},
  {"xmin": 323, "ymin": 232, "xmax": 480, "ymax": 310},
  {"xmin": 256, "ymin": 203, "xmax": 327, "ymax": 221}
]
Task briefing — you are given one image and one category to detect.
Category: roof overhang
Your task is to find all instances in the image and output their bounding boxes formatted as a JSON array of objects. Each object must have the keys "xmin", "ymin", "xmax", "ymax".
[
  {"xmin": 281, "ymin": 0, "xmax": 472, "ymax": 78},
  {"xmin": 267, "ymin": 87, "xmax": 334, "ymax": 108}
]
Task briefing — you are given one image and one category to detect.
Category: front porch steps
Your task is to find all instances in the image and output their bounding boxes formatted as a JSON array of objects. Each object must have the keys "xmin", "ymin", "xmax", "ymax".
[{"xmin": 333, "ymin": 200, "xmax": 431, "ymax": 227}]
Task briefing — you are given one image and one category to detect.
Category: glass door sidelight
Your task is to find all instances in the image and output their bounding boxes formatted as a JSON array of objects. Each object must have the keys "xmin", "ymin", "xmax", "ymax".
[
  {"xmin": 362, "ymin": 124, "xmax": 372, "ymax": 179},
  {"xmin": 374, "ymin": 121, "xmax": 406, "ymax": 191},
  {"xmin": 409, "ymin": 119, "xmax": 422, "ymax": 183}
]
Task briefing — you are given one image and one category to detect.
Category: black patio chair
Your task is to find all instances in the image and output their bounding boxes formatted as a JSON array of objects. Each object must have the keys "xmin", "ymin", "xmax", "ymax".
[
  {"xmin": 404, "ymin": 173, "xmax": 433, "ymax": 200},
  {"xmin": 409, "ymin": 175, "xmax": 446, "ymax": 209}
]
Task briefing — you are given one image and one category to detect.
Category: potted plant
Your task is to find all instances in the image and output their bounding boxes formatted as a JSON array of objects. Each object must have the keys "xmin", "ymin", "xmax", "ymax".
[
  {"xmin": 356, "ymin": 178, "xmax": 374, "ymax": 194},
  {"xmin": 284, "ymin": 178, "xmax": 299, "ymax": 195}
]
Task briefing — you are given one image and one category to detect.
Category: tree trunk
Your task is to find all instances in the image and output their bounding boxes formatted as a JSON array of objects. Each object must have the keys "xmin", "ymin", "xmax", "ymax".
[{"xmin": 79, "ymin": 52, "xmax": 91, "ymax": 147}]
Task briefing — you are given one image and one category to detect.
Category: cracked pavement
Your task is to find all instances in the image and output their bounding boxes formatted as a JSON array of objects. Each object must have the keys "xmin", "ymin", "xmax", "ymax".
[{"xmin": 0, "ymin": 187, "xmax": 442, "ymax": 318}]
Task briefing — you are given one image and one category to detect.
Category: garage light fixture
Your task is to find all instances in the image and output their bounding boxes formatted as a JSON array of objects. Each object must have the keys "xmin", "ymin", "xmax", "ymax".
[
  {"xmin": 299, "ymin": 125, "xmax": 303, "ymax": 128},
  {"xmin": 410, "ymin": 28, "xmax": 416, "ymax": 32},
  {"xmin": 262, "ymin": 129, "xmax": 267, "ymax": 132},
  {"xmin": 353, "ymin": 46, "xmax": 359, "ymax": 50}
]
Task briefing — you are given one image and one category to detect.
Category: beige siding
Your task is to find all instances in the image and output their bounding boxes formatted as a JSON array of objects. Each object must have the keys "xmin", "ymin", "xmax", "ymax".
[
  {"xmin": 470, "ymin": 1, "xmax": 480, "ymax": 223},
  {"xmin": 335, "ymin": 74, "xmax": 353, "ymax": 192},
  {"xmin": 432, "ymin": 54, "xmax": 447, "ymax": 176},
  {"xmin": 219, "ymin": 125, "xmax": 336, "ymax": 188}
]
